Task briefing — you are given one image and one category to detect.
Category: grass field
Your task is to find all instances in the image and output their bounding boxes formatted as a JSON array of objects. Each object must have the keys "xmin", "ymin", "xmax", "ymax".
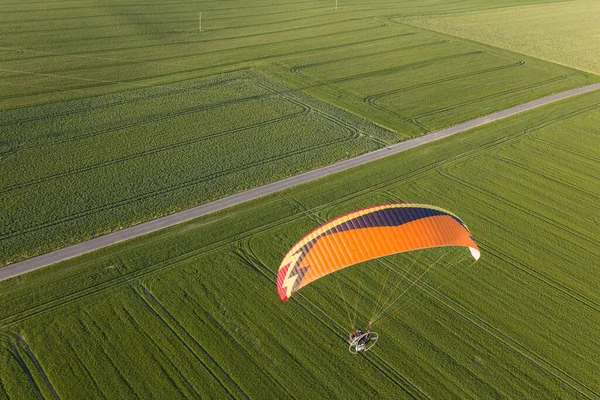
[
  {"xmin": 0, "ymin": 69, "xmax": 395, "ymax": 266},
  {"xmin": 398, "ymin": 0, "xmax": 600, "ymax": 76},
  {"xmin": 1, "ymin": 0, "xmax": 597, "ymax": 267},
  {"xmin": 1, "ymin": 89, "xmax": 598, "ymax": 398},
  {"xmin": 2, "ymin": 0, "xmax": 600, "ymax": 398}
]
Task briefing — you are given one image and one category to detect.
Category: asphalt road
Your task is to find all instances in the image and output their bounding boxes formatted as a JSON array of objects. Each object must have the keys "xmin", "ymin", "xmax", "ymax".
[{"xmin": 2, "ymin": 83, "xmax": 600, "ymax": 281}]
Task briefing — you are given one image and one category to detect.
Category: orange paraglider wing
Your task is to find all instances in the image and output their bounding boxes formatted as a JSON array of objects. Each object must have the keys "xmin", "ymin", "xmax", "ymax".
[{"xmin": 277, "ymin": 203, "xmax": 479, "ymax": 301}]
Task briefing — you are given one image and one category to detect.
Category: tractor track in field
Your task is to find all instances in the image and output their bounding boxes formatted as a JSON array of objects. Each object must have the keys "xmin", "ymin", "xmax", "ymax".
[
  {"xmin": 8, "ymin": 333, "xmax": 60, "ymax": 399},
  {"xmin": 1, "ymin": 0, "xmax": 327, "ymax": 26},
  {"xmin": 5, "ymin": 90, "xmax": 278, "ymax": 152},
  {"xmin": 3, "ymin": 11, "xmax": 336, "ymax": 39},
  {"xmin": 133, "ymin": 284, "xmax": 247, "ymax": 399},
  {"xmin": 530, "ymin": 134, "xmax": 600, "ymax": 164},
  {"xmin": 364, "ymin": 60, "xmax": 524, "ymax": 104},
  {"xmin": 79, "ymin": 314, "xmax": 147, "ymax": 397},
  {"xmin": 289, "ymin": 39, "xmax": 448, "ymax": 74},
  {"xmin": 115, "ymin": 312, "xmax": 199, "ymax": 399},
  {"xmin": 0, "ymin": 29, "xmax": 412, "ymax": 106},
  {"xmin": 233, "ymin": 242, "xmax": 428, "ymax": 399},
  {"xmin": 8, "ymin": 337, "xmax": 48, "ymax": 399},
  {"xmin": 0, "ymin": 129, "xmax": 550, "ymax": 279},
  {"xmin": 387, "ymin": 261, "xmax": 600, "ymax": 399},
  {"xmin": 1, "ymin": 16, "xmax": 374, "ymax": 63},
  {"xmin": 56, "ymin": 320, "xmax": 108, "ymax": 399},
  {"xmin": 140, "ymin": 278, "xmax": 295, "ymax": 399},
  {"xmin": 0, "ymin": 104, "xmax": 311, "ymax": 196},
  {"xmin": 0, "ymin": 30, "xmax": 410, "ymax": 89},
  {"xmin": 412, "ymin": 74, "xmax": 570, "ymax": 122},
  {"xmin": 1, "ymin": 23, "xmax": 394, "ymax": 86},
  {"xmin": 2, "ymin": 29, "xmax": 412, "ymax": 68},
  {"xmin": 0, "ymin": 76, "xmax": 247, "ymax": 127},
  {"xmin": 331, "ymin": 51, "xmax": 484, "ymax": 84},
  {"xmin": 493, "ymin": 153, "xmax": 600, "ymax": 201},
  {"xmin": 482, "ymin": 244, "xmax": 600, "ymax": 313},
  {"xmin": 439, "ymin": 153, "xmax": 600, "ymax": 251},
  {"xmin": 289, "ymin": 47, "xmax": 555, "ymax": 135},
  {"xmin": 0, "ymin": 130, "xmax": 357, "ymax": 243},
  {"xmin": 330, "ymin": 251, "xmax": 599, "ymax": 399}
]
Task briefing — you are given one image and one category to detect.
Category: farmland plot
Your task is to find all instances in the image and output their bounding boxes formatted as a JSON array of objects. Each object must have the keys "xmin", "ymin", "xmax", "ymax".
[
  {"xmin": 1, "ymin": 91, "xmax": 598, "ymax": 398},
  {"xmin": 2, "ymin": 0, "xmax": 597, "ymax": 270},
  {"xmin": 0, "ymin": 69, "xmax": 395, "ymax": 266},
  {"xmin": 398, "ymin": 0, "xmax": 600, "ymax": 76},
  {"xmin": 275, "ymin": 23, "xmax": 594, "ymax": 134}
]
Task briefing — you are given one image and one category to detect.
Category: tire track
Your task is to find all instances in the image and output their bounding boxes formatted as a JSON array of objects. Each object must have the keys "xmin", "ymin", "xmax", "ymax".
[
  {"xmin": 493, "ymin": 153, "xmax": 600, "ymax": 201},
  {"xmin": 403, "ymin": 265, "xmax": 599, "ymax": 399},
  {"xmin": 365, "ymin": 60, "xmax": 525, "ymax": 105},
  {"xmin": 529, "ymin": 134, "xmax": 600, "ymax": 164},
  {"xmin": 0, "ymin": 125, "xmax": 521, "ymax": 281},
  {"xmin": 8, "ymin": 332, "xmax": 60, "ymax": 399},
  {"xmin": 481, "ymin": 243, "xmax": 600, "ymax": 313},
  {"xmin": 356, "ymin": 254, "xmax": 598, "ymax": 399},
  {"xmin": 0, "ymin": 26, "xmax": 396, "ymax": 104},
  {"xmin": 290, "ymin": 38, "xmax": 445, "ymax": 75},
  {"xmin": 7, "ymin": 337, "xmax": 47, "ymax": 399},
  {"xmin": 413, "ymin": 74, "xmax": 568, "ymax": 122},
  {"xmin": 133, "ymin": 284, "xmax": 247, "ymax": 399},
  {"xmin": 56, "ymin": 324, "xmax": 109, "ymax": 400},
  {"xmin": 6, "ymin": 90, "xmax": 283, "ymax": 152},
  {"xmin": 2, "ymin": 12, "xmax": 335, "ymax": 42},
  {"xmin": 438, "ymin": 160, "xmax": 600, "ymax": 250},
  {"xmin": 0, "ymin": 131, "xmax": 357, "ymax": 242},
  {"xmin": 233, "ymin": 242, "xmax": 427, "ymax": 399},
  {"xmin": 1, "ymin": 16, "xmax": 375, "ymax": 65},
  {"xmin": 289, "ymin": 49, "xmax": 529, "ymax": 133},
  {"xmin": 3, "ymin": 30, "xmax": 410, "ymax": 71},
  {"xmin": 1, "ymin": 0, "xmax": 326, "ymax": 26},
  {"xmin": 0, "ymin": 30, "xmax": 409, "ymax": 97},
  {"xmin": 331, "ymin": 51, "xmax": 485, "ymax": 84},
  {"xmin": 0, "ymin": 107, "xmax": 310, "ymax": 196},
  {"xmin": 0, "ymin": 76, "xmax": 245, "ymax": 127}
]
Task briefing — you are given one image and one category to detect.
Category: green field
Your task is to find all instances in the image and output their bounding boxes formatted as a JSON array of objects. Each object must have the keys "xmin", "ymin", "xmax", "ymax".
[
  {"xmin": 0, "ymin": 69, "xmax": 394, "ymax": 266},
  {"xmin": 1, "ymin": 0, "xmax": 597, "ymax": 266},
  {"xmin": 1, "ymin": 89, "xmax": 599, "ymax": 398},
  {"xmin": 398, "ymin": 0, "xmax": 600, "ymax": 76},
  {"xmin": 2, "ymin": 0, "xmax": 600, "ymax": 398}
]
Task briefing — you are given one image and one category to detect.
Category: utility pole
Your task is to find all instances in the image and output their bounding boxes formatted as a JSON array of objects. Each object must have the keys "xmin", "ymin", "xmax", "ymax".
[
  {"xmin": 335, "ymin": 0, "xmax": 337, "ymax": 10},
  {"xmin": 199, "ymin": 12, "xmax": 202, "ymax": 32}
]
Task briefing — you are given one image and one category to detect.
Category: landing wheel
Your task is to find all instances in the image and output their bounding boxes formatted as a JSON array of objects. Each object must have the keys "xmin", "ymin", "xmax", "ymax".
[{"xmin": 349, "ymin": 332, "xmax": 378, "ymax": 354}]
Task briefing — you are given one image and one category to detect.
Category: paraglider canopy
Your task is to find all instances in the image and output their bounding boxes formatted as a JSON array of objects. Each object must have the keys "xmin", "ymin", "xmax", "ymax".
[{"xmin": 277, "ymin": 203, "xmax": 479, "ymax": 301}]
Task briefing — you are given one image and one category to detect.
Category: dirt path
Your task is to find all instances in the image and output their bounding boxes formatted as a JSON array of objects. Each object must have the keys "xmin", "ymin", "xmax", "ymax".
[{"xmin": 2, "ymin": 83, "xmax": 599, "ymax": 281}]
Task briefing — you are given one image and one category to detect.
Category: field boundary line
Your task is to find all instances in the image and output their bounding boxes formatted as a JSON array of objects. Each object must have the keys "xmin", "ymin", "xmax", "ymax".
[{"xmin": 2, "ymin": 83, "xmax": 600, "ymax": 281}]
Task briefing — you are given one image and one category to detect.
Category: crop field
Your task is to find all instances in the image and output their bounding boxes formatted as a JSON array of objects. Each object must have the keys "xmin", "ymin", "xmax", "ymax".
[
  {"xmin": 1, "ymin": 89, "xmax": 599, "ymax": 398},
  {"xmin": 398, "ymin": 0, "xmax": 600, "ymax": 76},
  {"xmin": 0, "ymin": 69, "xmax": 397, "ymax": 266},
  {"xmin": 2, "ymin": 0, "xmax": 600, "ymax": 398},
  {"xmin": 2, "ymin": 0, "xmax": 598, "ymax": 267},
  {"xmin": 1, "ymin": 0, "xmax": 566, "ymax": 109},
  {"xmin": 271, "ymin": 22, "xmax": 593, "ymax": 133}
]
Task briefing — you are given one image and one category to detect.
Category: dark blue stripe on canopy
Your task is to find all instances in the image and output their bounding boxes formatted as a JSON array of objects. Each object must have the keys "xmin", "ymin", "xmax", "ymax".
[{"xmin": 322, "ymin": 206, "xmax": 465, "ymax": 236}]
